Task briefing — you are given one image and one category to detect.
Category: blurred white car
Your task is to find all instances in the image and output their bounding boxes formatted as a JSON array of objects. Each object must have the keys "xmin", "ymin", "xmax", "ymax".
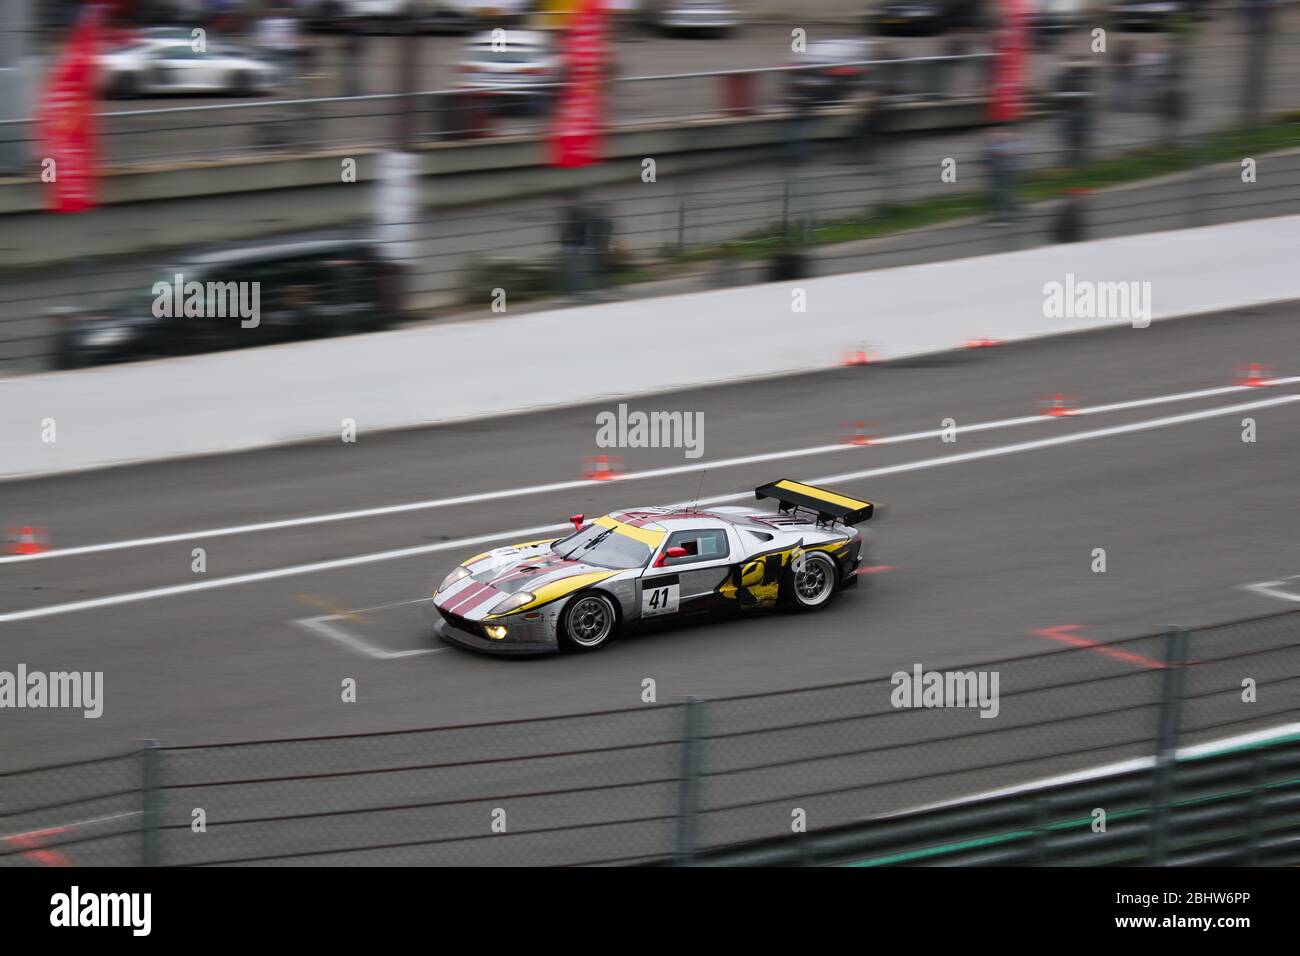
[
  {"xmin": 98, "ymin": 38, "xmax": 281, "ymax": 98},
  {"xmin": 643, "ymin": 0, "xmax": 741, "ymax": 36},
  {"xmin": 310, "ymin": 0, "xmax": 529, "ymax": 30},
  {"xmin": 455, "ymin": 30, "xmax": 561, "ymax": 110}
]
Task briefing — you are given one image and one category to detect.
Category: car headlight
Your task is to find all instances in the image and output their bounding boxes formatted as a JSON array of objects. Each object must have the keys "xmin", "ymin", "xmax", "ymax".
[
  {"xmin": 437, "ymin": 565, "xmax": 471, "ymax": 593},
  {"xmin": 490, "ymin": 591, "xmax": 535, "ymax": 615}
]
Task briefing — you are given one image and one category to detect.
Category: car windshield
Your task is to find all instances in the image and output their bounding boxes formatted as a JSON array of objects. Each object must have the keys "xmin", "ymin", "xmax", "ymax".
[{"xmin": 552, "ymin": 523, "xmax": 653, "ymax": 570}]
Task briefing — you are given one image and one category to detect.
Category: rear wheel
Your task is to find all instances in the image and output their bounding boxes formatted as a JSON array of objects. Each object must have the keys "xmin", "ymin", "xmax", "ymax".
[
  {"xmin": 786, "ymin": 551, "xmax": 839, "ymax": 612},
  {"xmin": 558, "ymin": 592, "xmax": 618, "ymax": 651}
]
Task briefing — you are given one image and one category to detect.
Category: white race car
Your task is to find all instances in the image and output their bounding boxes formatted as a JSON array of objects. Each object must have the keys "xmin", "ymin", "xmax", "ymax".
[{"xmin": 432, "ymin": 479, "xmax": 874, "ymax": 655}]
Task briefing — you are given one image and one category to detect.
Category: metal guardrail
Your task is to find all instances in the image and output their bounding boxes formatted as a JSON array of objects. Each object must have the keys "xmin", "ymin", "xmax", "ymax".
[
  {"xmin": 694, "ymin": 728, "xmax": 1300, "ymax": 866},
  {"xmin": 0, "ymin": 610, "xmax": 1295, "ymax": 866}
]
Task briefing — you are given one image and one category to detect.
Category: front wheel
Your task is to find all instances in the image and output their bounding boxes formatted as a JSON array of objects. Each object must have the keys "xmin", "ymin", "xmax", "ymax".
[
  {"xmin": 786, "ymin": 551, "xmax": 839, "ymax": 612},
  {"xmin": 558, "ymin": 592, "xmax": 619, "ymax": 651}
]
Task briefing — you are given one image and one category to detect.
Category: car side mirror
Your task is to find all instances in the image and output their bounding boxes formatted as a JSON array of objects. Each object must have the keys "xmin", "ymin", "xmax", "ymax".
[
  {"xmin": 654, "ymin": 545, "xmax": 689, "ymax": 568},
  {"xmin": 569, "ymin": 514, "xmax": 585, "ymax": 530}
]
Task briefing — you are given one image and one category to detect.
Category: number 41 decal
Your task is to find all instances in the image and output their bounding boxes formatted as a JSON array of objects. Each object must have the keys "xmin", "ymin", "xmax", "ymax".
[{"xmin": 642, "ymin": 583, "xmax": 680, "ymax": 617}]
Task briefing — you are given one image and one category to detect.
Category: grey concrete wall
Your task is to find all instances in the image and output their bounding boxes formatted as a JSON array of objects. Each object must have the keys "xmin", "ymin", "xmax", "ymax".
[{"xmin": 2, "ymin": 214, "xmax": 1296, "ymax": 480}]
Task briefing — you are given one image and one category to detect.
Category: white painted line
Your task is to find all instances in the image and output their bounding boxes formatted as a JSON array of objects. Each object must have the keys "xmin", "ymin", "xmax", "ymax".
[
  {"xmin": 1, "ymin": 393, "xmax": 1296, "ymax": 625},
  {"xmin": 3, "ymin": 378, "xmax": 1292, "ymax": 566},
  {"xmin": 294, "ymin": 613, "xmax": 446, "ymax": 661},
  {"xmin": 1242, "ymin": 575, "xmax": 1300, "ymax": 604},
  {"xmin": 0, "ymin": 810, "xmax": 143, "ymax": 842}
]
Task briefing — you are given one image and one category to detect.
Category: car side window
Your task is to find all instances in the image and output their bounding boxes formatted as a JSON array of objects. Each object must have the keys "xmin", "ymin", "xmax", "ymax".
[{"xmin": 663, "ymin": 529, "xmax": 730, "ymax": 566}]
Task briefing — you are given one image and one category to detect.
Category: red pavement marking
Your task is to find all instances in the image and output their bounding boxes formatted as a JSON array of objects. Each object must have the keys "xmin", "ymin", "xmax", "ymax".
[
  {"xmin": 1031, "ymin": 624, "xmax": 1167, "ymax": 670},
  {"xmin": 2, "ymin": 827, "xmax": 73, "ymax": 867}
]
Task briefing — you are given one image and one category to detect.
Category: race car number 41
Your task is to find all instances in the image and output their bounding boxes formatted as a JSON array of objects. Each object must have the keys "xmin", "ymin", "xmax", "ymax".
[{"xmin": 642, "ymin": 583, "xmax": 680, "ymax": 617}]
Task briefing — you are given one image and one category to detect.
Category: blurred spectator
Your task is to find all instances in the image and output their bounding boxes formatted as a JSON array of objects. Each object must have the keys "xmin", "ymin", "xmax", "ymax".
[
  {"xmin": 1134, "ymin": 40, "xmax": 1167, "ymax": 112},
  {"xmin": 341, "ymin": 25, "xmax": 365, "ymax": 98},
  {"xmin": 983, "ymin": 126, "xmax": 1021, "ymax": 227},
  {"xmin": 1112, "ymin": 39, "xmax": 1135, "ymax": 111},
  {"xmin": 559, "ymin": 197, "xmax": 592, "ymax": 302},
  {"xmin": 589, "ymin": 203, "xmax": 615, "ymax": 280},
  {"xmin": 1051, "ymin": 188, "xmax": 1088, "ymax": 244},
  {"xmin": 256, "ymin": 4, "xmax": 302, "ymax": 85},
  {"xmin": 1054, "ymin": 59, "xmax": 1092, "ymax": 166},
  {"xmin": 1158, "ymin": 54, "xmax": 1186, "ymax": 147}
]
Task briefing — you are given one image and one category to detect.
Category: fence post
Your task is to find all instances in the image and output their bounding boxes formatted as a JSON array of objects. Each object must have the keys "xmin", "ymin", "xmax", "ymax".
[
  {"xmin": 1148, "ymin": 626, "xmax": 1188, "ymax": 865},
  {"xmin": 139, "ymin": 739, "xmax": 161, "ymax": 867},
  {"xmin": 1029, "ymin": 793, "xmax": 1055, "ymax": 865},
  {"xmin": 675, "ymin": 696, "xmax": 705, "ymax": 866},
  {"xmin": 1246, "ymin": 746, "xmax": 1270, "ymax": 866}
]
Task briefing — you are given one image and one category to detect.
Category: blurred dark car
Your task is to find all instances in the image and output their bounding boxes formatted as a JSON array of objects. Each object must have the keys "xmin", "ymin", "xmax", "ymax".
[
  {"xmin": 871, "ymin": 0, "xmax": 951, "ymax": 35},
  {"xmin": 786, "ymin": 38, "xmax": 875, "ymax": 107},
  {"xmin": 52, "ymin": 239, "xmax": 404, "ymax": 370},
  {"xmin": 1107, "ymin": 0, "xmax": 1206, "ymax": 30},
  {"xmin": 869, "ymin": 0, "xmax": 988, "ymax": 36}
]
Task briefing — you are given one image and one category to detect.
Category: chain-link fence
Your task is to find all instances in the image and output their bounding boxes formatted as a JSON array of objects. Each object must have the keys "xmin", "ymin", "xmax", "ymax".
[{"xmin": 2, "ymin": 610, "xmax": 1295, "ymax": 866}]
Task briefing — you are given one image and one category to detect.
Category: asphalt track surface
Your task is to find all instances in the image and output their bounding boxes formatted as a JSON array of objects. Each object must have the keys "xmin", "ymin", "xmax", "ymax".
[{"xmin": 1, "ymin": 301, "xmax": 1299, "ymax": 863}]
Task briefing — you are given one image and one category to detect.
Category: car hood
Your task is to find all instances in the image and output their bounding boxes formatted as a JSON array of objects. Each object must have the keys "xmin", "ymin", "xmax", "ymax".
[{"xmin": 434, "ymin": 539, "xmax": 619, "ymax": 621}]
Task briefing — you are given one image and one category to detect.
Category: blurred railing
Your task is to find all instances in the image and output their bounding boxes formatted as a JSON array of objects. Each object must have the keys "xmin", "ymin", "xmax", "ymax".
[
  {"xmin": 1, "ymin": 131, "xmax": 1296, "ymax": 373},
  {"xmin": 0, "ymin": 54, "xmax": 992, "ymax": 170},
  {"xmin": 1, "ymin": 610, "xmax": 1295, "ymax": 866}
]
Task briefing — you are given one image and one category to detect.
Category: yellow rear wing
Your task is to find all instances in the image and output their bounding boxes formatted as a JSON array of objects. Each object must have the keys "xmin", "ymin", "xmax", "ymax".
[{"xmin": 755, "ymin": 479, "xmax": 874, "ymax": 526}]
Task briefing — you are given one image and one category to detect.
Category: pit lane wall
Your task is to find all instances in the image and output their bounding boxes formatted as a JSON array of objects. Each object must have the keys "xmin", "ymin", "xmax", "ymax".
[{"xmin": 2, "ymin": 214, "xmax": 1297, "ymax": 480}]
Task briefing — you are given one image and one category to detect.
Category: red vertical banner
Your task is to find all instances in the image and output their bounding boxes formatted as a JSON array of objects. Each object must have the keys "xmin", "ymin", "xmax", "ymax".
[
  {"xmin": 38, "ymin": 4, "xmax": 105, "ymax": 213},
  {"xmin": 988, "ymin": 0, "xmax": 1029, "ymax": 124},
  {"xmin": 549, "ymin": 0, "xmax": 608, "ymax": 169}
]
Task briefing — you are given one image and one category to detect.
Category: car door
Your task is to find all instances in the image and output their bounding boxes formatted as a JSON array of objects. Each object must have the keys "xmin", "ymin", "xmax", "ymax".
[
  {"xmin": 148, "ymin": 44, "xmax": 204, "ymax": 93},
  {"xmin": 638, "ymin": 526, "xmax": 736, "ymax": 621}
]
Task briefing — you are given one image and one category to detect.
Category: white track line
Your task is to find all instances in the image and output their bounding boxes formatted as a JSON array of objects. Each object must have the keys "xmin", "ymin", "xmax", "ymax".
[
  {"xmin": 294, "ymin": 615, "xmax": 446, "ymax": 660},
  {"xmin": 1, "ymin": 393, "xmax": 1295, "ymax": 625},
  {"xmin": 3, "ymin": 377, "xmax": 1295, "ymax": 566},
  {"xmin": 1242, "ymin": 575, "xmax": 1300, "ymax": 604}
]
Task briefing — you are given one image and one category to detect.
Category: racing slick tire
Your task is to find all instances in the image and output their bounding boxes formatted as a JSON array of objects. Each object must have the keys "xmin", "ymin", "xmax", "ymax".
[
  {"xmin": 784, "ymin": 551, "xmax": 840, "ymax": 612},
  {"xmin": 558, "ymin": 592, "xmax": 619, "ymax": 652}
]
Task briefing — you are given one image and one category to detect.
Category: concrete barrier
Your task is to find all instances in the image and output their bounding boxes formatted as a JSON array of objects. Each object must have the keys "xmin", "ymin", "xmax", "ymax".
[{"xmin": 1, "ymin": 214, "xmax": 1297, "ymax": 480}]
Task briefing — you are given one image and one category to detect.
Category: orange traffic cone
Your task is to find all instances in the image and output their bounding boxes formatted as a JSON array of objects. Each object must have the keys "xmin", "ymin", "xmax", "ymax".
[
  {"xmin": 583, "ymin": 454, "xmax": 620, "ymax": 481},
  {"xmin": 841, "ymin": 345, "xmax": 876, "ymax": 367},
  {"xmin": 1235, "ymin": 363, "xmax": 1273, "ymax": 387},
  {"xmin": 841, "ymin": 421, "xmax": 875, "ymax": 446},
  {"xmin": 1040, "ymin": 394, "xmax": 1077, "ymax": 418},
  {"xmin": 6, "ymin": 526, "xmax": 48, "ymax": 555}
]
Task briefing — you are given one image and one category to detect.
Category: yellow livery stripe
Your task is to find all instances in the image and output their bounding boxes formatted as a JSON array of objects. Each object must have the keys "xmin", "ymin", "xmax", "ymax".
[
  {"xmin": 594, "ymin": 515, "xmax": 666, "ymax": 548},
  {"xmin": 485, "ymin": 570, "xmax": 617, "ymax": 617}
]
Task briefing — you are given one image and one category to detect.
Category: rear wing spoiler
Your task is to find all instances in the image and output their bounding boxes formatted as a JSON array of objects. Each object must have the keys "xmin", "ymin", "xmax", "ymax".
[{"xmin": 755, "ymin": 479, "xmax": 874, "ymax": 526}]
